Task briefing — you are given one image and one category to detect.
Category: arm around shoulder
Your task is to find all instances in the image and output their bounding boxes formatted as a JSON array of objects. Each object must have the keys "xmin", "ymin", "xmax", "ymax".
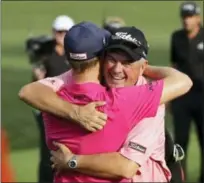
[
  {"xmin": 18, "ymin": 81, "xmax": 78, "ymax": 120},
  {"xmin": 161, "ymin": 67, "xmax": 193, "ymax": 104},
  {"xmin": 143, "ymin": 65, "xmax": 193, "ymax": 104},
  {"xmin": 19, "ymin": 80, "xmax": 108, "ymax": 132}
]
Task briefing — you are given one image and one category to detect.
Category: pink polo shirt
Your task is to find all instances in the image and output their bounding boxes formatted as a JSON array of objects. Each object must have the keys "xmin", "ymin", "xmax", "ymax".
[
  {"xmin": 40, "ymin": 71, "xmax": 164, "ymax": 182},
  {"xmin": 120, "ymin": 77, "xmax": 171, "ymax": 182}
]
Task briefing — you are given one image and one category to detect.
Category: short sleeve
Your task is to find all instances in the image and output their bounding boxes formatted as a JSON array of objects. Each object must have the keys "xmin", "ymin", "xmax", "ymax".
[
  {"xmin": 119, "ymin": 105, "xmax": 165, "ymax": 166},
  {"xmin": 38, "ymin": 70, "xmax": 72, "ymax": 92},
  {"xmin": 115, "ymin": 79, "xmax": 164, "ymax": 126}
]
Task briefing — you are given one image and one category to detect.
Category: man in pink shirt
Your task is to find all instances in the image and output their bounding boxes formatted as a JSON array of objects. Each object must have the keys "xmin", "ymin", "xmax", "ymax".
[
  {"xmin": 42, "ymin": 22, "xmax": 167, "ymax": 183},
  {"xmin": 19, "ymin": 23, "xmax": 191, "ymax": 182},
  {"xmin": 43, "ymin": 73, "xmax": 169, "ymax": 182}
]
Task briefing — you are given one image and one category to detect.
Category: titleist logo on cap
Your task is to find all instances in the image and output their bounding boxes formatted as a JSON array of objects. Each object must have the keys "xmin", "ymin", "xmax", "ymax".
[
  {"xmin": 112, "ymin": 32, "xmax": 142, "ymax": 46},
  {"xmin": 69, "ymin": 53, "xmax": 87, "ymax": 60}
]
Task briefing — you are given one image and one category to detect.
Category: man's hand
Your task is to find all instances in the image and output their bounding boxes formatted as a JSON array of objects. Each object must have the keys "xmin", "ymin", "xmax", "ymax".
[
  {"xmin": 50, "ymin": 142, "xmax": 73, "ymax": 172},
  {"xmin": 19, "ymin": 81, "xmax": 108, "ymax": 132},
  {"xmin": 75, "ymin": 101, "xmax": 108, "ymax": 132}
]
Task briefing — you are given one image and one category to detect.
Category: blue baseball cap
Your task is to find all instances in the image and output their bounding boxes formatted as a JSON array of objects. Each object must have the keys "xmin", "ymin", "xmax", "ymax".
[{"xmin": 64, "ymin": 21, "xmax": 111, "ymax": 61}]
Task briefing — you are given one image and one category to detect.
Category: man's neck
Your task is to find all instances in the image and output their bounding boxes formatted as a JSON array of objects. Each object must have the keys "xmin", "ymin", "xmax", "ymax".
[
  {"xmin": 187, "ymin": 25, "xmax": 200, "ymax": 39},
  {"xmin": 72, "ymin": 66, "xmax": 100, "ymax": 84}
]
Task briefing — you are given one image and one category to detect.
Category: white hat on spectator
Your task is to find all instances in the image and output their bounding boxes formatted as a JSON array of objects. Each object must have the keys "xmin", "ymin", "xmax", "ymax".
[{"xmin": 52, "ymin": 15, "xmax": 75, "ymax": 31}]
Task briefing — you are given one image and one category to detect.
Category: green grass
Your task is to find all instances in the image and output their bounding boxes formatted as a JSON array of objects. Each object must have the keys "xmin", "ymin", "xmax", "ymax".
[
  {"xmin": 11, "ymin": 148, "xmax": 38, "ymax": 182},
  {"xmin": 2, "ymin": 1, "xmax": 203, "ymax": 182}
]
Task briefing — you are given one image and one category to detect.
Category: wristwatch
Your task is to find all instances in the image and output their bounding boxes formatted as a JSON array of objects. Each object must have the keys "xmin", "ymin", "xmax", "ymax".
[{"xmin": 67, "ymin": 155, "xmax": 78, "ymax": 169}]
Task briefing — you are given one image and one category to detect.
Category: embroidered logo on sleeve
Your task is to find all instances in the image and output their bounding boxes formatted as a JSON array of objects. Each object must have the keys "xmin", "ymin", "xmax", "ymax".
[
  {"xmin": 128, "ymin": 141, "xmax": 147, "ymax": 154},
  {"xmin": 148, "ymin": 82, "xmax": 154, "ymax": 91}
]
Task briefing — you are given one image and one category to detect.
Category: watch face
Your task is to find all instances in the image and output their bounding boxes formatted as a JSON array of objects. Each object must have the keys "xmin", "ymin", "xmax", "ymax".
[{"xmin": 69, "ymin": 160, "xmax": 77, "ymax": 168}]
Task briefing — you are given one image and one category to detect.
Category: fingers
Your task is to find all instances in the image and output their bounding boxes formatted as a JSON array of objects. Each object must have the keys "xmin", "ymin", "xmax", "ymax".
[
  {"xmin": 95, "ymin": 111, "xmax": 108, "ymax": 121},
  {"xmin": 53, "ymin": 142, "xmax": 69, "ymax": 153},
  {"xmin": 51, "ymin": 163, "xmax": 55, "ymax": 169},
  {"xmin": 50, "ymin": 150, "xmax": 58, "ymax": 158},
  {"xmin": 50, "ymin": 156, "xmax": 59, "ymax": 171},
  {"xmin": 86, "ymin": 121, "xmax": 105, "ymax": 132},
  {"xmin": 90, "ymin": 112, "xmax": 107, "ymax": 130},
  {"xmin": 90, "ymin": 122, "xmax": 104, "ymax": 130},
  {"xmin": 93, "ymin": 101, "xmax": 106, "ymax": 107},
  {"xmin": 79, "ymin": 101, "xmax": 108, "ymax": 132},
  {"xmin": 92, "ymin": 115, "xmax": 106, "ymax": 126},
  {"xmin": 80, "ymin": 114, "xmax": 106, "ymax": 132},
  {"xmin": 53, "ymin": 141, "xmax": 63, "ymax": 149},
  {"xmin": 87, "ymin": 126, "xmax": 97, "ymax": 132},
  {"xmin": 51, "ymin": 163, "xmax": 61, "ymax": 175},
  {"xmin": 92, "ymin": 101, "xmax": 108, "ymax": 121},
  {"xmin": 85, "ymin": 122, "xmax": 104, "ymax": 132},
  {"xmin": 50, "ymin": 156, "xmax": 56, "ymax": 163}
]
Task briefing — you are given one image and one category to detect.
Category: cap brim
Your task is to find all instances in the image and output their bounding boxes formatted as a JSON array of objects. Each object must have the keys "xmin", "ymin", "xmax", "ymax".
[
  {"xmin": 104, "ymin": 44, "xmax": 141, "ymax": 62},
  {"xmin": 53, "ymin": 27, "xmax": 69, "ymax": 31},
  {"xmin": 181, "ymin": 10, "xmax": 199, "ymax": 17}
]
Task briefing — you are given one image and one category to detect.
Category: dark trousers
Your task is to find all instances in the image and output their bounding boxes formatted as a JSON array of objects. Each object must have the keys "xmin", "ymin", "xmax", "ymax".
[
  {"xmin": 168, "ymin": 161, "xmax": 184, "ymax": 183},
  {"xmin": 171, "ymin": 90, "xmax": 204, "ymax": 182},
  {"xmin": 33, "ymin": 111, "xmax": 53, "ymax": 183},
  {"xmin": 165, "ymin": 129, "xmax": 184, "ymax": 183}
]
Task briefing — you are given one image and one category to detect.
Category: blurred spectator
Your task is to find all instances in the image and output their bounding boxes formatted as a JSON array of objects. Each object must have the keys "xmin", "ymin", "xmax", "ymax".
[
  {"xmin": 32, "ymin": 15, "xmax": 74, "ymax": 80},
  {"xmin": 170, "ymin": 2, "xmax": 203, "ymax": 182},
  {"xmin": 26, "ymin": 15, "xmax": 74, "ymax": 183},
  {"xmin": 102, "ymin": 16, "xmax": 126, "ymax": 33},
  {"xmin": 1, "ymin": 129, "xmax": 15, "ymax": 182}
]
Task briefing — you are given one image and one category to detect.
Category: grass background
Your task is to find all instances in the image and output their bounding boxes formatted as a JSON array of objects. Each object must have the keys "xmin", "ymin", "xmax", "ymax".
[{"xmin": 2, "ymin": 1, "xmax": 203, "ymax": 182}]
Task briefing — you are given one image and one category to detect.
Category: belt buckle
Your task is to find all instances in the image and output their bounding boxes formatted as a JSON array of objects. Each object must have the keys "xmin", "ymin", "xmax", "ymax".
[{"xmin": 173, "ymin": 144, "xmax": 185, "ymax": 162}]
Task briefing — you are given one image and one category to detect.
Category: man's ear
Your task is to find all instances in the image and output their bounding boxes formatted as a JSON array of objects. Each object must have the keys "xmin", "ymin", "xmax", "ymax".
[{"xmin": 139, "ymin": 59, "xmax": 148, "ymax": 76}]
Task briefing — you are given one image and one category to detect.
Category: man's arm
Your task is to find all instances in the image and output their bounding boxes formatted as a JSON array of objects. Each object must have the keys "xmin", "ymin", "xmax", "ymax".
[
  {"xmin": 113, "ymin": 66, "xmax": 192, "ymax": 123},
  {"xmin": 51, "ymin": 105, "xmax": 165, "ymax": 179},
  {"xmin": 19, "ymin": 74, "xmax": 107, "ymax": 131},
  {"xmin": 143, "ymin": 65, "xmax": 193, "ymax": 104},
  {"xmin": 19, "ymin": 81, "xmax": 78, "ymax": 120},
  {"xmin": 51, "ymin": 142, "xmax": 139, "ymax": 179},
  {"xmin": 51, "ymin": 106, "xmax": 165, "ymax": 179},
  {"xmin": 19, "ymin": 70, "xmax": 77, "ymax": 120},
  {"xmin": 76, "ymin": 153, "xmax": 138, "ymax": 179}
]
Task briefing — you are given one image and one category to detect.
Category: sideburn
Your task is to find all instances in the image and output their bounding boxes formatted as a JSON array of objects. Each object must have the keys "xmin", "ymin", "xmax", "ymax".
[{"xmin": 99, "ymin": 59, "xmax": 107, "ymax": 87}]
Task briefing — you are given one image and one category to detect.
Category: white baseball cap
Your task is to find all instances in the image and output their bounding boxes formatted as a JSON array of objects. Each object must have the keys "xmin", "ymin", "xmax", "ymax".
[{"xmin": 52, "ymin": 15, "xmax": 75, "ymax": 31}]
